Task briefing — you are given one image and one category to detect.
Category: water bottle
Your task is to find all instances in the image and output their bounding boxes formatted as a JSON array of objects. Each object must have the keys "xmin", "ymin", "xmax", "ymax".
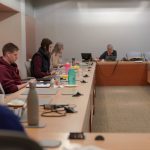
[
  {"xmin": 68, "ymin": 69, "xmax": 76, "ymax": 85},
  {"xmin": 27, "ymin": 82, "xmax": 39, "ymax": 126},
  {"xmin": 72, "ymin": 58, "xmax": 75, "ymax": 66},
  {"xmin": 65, "ymin": 62, "xmax": 71, "ymax": 74}
]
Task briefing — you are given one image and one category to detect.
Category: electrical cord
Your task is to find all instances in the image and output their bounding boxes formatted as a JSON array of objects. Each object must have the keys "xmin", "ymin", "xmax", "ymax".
[
  {"xmin": 41, "ymin": 108, "xmax": 66, "ymax": 117},
  {"xmin": 99, "ymin": 60, "xmax": 119, "ymax": 78},
  {"xmin": 41, "ymin": 104, "xmax": 77, "ymax": 117}
]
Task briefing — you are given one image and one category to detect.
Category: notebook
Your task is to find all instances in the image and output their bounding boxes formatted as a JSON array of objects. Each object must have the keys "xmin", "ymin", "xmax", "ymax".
[
  {"xmin": 7, "ymin": 97, "xmax": 51, "ymax": 106},
  {"xmin": 22, "ymin": 88, "xmax": 58, "ymax": 95},
  {"xmin": 26, "ymin": 82, "xmax": 50, "ymax": 88},
  {"xmin": 61, "ymin": 89, "xmax": 77, "ymax": 95}
]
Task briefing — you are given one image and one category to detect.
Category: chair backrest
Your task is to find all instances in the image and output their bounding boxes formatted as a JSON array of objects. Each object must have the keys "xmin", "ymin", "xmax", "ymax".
[
  {"xmin": 25, "ymin": 61, "xmax": 31, "ymax": 77},
  {"xmin": 126, "ymin": 52, "xmax": 143, "ymax": 60},
  {"xmin": 143, "ymin": 52, "xmax": 150, "ymax": 61},
  {"xmin": 0, "ymin": 130, "xmax": 43, "ymax": 150},
  {"xmin": 0, "ymin": 83, "xmax": 5, "ymax": 94}
]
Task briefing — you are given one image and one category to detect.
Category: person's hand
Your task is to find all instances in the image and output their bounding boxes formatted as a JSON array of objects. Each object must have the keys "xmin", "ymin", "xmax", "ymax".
[
  {"xmin": 51, "ymin": 70, "xmax": 56, "ymax": 75},
  {"xmin": 58, "ymin": 64, "xmax": 64, "ymax": 68},
  {"xmin": 93, "ymin": 58, "xmax": 100, "ymax": 62},
  {"xmin": 28, "ymin": 78, "xmax": 36, "ymax": 84}
]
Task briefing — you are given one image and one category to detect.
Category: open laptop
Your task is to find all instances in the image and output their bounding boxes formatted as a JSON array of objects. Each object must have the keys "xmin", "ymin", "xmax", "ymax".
[
  {"xmin": 105, "ymin": 55, "xmax": 117, "ymax": 61},
  {"xmin": 81, "ymin": 53, "xmax": 92, "ymax": 62}
]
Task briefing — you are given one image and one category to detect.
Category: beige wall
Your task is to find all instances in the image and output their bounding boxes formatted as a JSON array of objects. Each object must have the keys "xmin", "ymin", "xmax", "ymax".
[
  {"xmin": 1, "ymin": 0, "xmax": 150, "ymax": 78},
  {"xmin": 0, "ymin": 0, "xmax": 27, "ymax": 78},
  {"xmin": 0, "ymin": 0, "xmax": 20, "ymax": 11},
  {"xmin": 34, "ymin": 0, "xmax": 150, "ymax": 61},
  {"xmin": 26, "ymin": 15, "xmax": 36, "ymax": 59},
  {"xmin": 25, "ymin": 0, "xmax": 36, "ymax": 60},
  {"xmin": 0, "ymin": 13, "xmax": 21, "ymax": 56},
  {"xmin": 0, "ymin": 12, "xmax": 27, "ymax": 78}
]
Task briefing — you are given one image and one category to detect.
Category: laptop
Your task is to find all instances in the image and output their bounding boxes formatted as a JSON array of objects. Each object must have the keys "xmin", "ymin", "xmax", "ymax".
[
  {"xmin": 105, "ymin": 55, "xmax": 117, "ymax": 61},
  {"xmin": 81, "ymin": 53, "xmax": 92, "ymax": 62}
]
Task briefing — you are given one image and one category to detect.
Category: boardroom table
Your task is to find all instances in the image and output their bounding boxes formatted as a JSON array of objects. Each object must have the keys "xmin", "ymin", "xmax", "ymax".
[
  {"xmin": 27, "ymin": 132, "xmax": 150, "ymax": 150},
  {"xmin": 96, "ymin": 61, "xmax": 149, "ymax": 86},
  {"xmin": 5, "ymin": 63, "xmax": 96, "ymax": 133},
  {"xmin": 5, "ymin": 61, "xmax": 150, "ymax": 150}
]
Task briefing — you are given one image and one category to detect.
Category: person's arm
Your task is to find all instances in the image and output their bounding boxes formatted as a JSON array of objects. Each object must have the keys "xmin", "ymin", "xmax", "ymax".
[
  {"xmin": 52, "ymin": 54, "xmax": 59, "ymax": 68},
  {"xmin": 32, "ymin": 55, "xmax": 50, "ymax": 78},
  {"xmin": 18, "ymin": 78, "xmax": 36, "ymax": 90},
  {"xmin": 17, "ymin": 83, "xmax": 28, "ymax": 90},
  {"xmin": 99, "ymin": 51, "xmax": 107, "ymax": 60},
  {"xmin": 0, "ymin": 70, "xmax": 21, "ymax": 94}
]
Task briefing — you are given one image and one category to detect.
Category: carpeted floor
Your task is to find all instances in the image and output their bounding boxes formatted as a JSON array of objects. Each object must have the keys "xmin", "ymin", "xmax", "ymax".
[{"xmin": 92, "ymin": 86, "xmax": 150, "ymax": 132}]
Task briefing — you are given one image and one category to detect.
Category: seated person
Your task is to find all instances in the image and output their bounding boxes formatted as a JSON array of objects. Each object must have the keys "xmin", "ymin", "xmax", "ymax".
[
  {"xmin": 0, "ymin": 105, "xmax": 25, "ymax": 132},
  {"xmin": 31, "ymin": 38, "xmax": 54, "ymax": 78},
  {"xmin": 0, "ymin": 43, "xmax": 29, "ymax": 94},
  {"xmin": 51, "ymin": 42, "xmax": 64, "ymax": 68},
  {"xmin": 99, "ymin": 44, "xmax": 117, "ymax": 61}
]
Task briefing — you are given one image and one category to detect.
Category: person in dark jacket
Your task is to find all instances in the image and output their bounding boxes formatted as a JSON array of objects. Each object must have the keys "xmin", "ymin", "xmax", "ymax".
[
  {"xmin": 0, "ymin": 43, "xmax": 28, "ymax": 94},
  {"xmin": 0, "ymin": 105, "xmax": 25, "ymax": 132},
  {"xmin": 31, "ymin": 38, "xmax": 54, "ymax": 78},
  {"xmin": 99, "ymin": 44, "xmax": 117, "ymax": 61}
]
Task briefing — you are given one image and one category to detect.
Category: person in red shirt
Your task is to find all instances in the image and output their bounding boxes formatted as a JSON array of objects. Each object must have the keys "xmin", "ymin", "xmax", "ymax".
[
  {"xmin": 0, "ymin": 43, "xmax": 28, "ymax": 94},
  {"xmin": 31, "ymin": 38, "xmax": 55, "ymax": 78}
]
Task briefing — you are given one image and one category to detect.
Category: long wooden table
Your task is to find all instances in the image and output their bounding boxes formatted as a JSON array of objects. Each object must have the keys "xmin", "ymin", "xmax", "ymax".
[
  {"xmin": 96, "ymin": 61, "xmax": 148, "ymax": 86},
  {"xmin": 5, "ymin": 63, "xmax": 96, "ymax": 133},
  {"xmin": 5, "ymin": 61, "xmax": 150, "ymax": 149},
  {"xmin": 27, "ymin": 132, "xmax": 150, "ymax": 150}
]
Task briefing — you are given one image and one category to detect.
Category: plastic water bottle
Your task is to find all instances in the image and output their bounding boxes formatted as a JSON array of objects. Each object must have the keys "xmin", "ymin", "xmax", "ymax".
[
  {"xmin": 72, "ymin": 58, "xmax": 75, "ymax": 66},
  {"xmin": 68, "ymin": 69, "xmax": 76, "ymax": 85},
  {"xmin": 65, "ymin": 62, "xmax": 71, "ymax": 74}
]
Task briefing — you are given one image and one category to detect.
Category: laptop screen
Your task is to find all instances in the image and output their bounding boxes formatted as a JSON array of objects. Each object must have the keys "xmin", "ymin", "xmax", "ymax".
[
  {"xmin": 105, "ymin": 55, "xmax": 116, "ymax": 61},
  {"xmin": 81, "ymin": 53, "xmax": 92, "ymax": 61}
]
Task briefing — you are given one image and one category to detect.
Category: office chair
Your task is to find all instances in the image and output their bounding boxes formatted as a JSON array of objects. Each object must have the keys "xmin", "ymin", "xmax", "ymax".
[
  {"xmin": 0, "ymin": 83, "xmax": 5, "ymax": 94},
  {"xmin": 143, "ymin": 52, "xmax": 150, "ymax": 61},
  {"xmin": 0, "ymin": 130, "xmax": 43, "ymax": 150},
  {"xmin": 23, "ymin": 60, "xmax": 35, "ymax": 81},
  {"xmin": 25, "ymin": 60, "xmax": 32, "ymax": 77},
  {"xmin": 126, "ymin": 52, "xmax": 143, "ymax": 60}
]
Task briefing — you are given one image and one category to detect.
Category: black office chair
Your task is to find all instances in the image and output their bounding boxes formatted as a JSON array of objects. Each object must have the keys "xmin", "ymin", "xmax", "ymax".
[{"xmin": 0, "ymin": 130, "xmax": 43, "ymax": 150}]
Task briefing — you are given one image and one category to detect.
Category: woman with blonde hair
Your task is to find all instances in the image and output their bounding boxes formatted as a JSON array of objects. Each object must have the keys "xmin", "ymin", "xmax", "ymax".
[{"xmin": 51, "ymin": 42, "xmax": 64, "ymax": 68}]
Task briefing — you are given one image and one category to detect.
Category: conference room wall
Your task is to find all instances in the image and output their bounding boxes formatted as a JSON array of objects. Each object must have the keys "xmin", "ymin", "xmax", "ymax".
[
  {"xmin": 0, "ymin": 0, "xmax": 27, "ymax": 78},
  {"xmin": 25, "ymin": 0, "xmax": 36, "ymax": 60},
  {"xmin": 0, "ymin": 0, "xmax": 20, "ymax": 12},
  {"xmin": 0, "ymin": 0, "xmax": 21, "ymax": 55},
  {"xmin": 34, "ymin": 0, "xmax": 150, "ymax": 61},
  {"xmin": 0, "ymin": 13, "xmax": 21, "ymax": 56}
]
